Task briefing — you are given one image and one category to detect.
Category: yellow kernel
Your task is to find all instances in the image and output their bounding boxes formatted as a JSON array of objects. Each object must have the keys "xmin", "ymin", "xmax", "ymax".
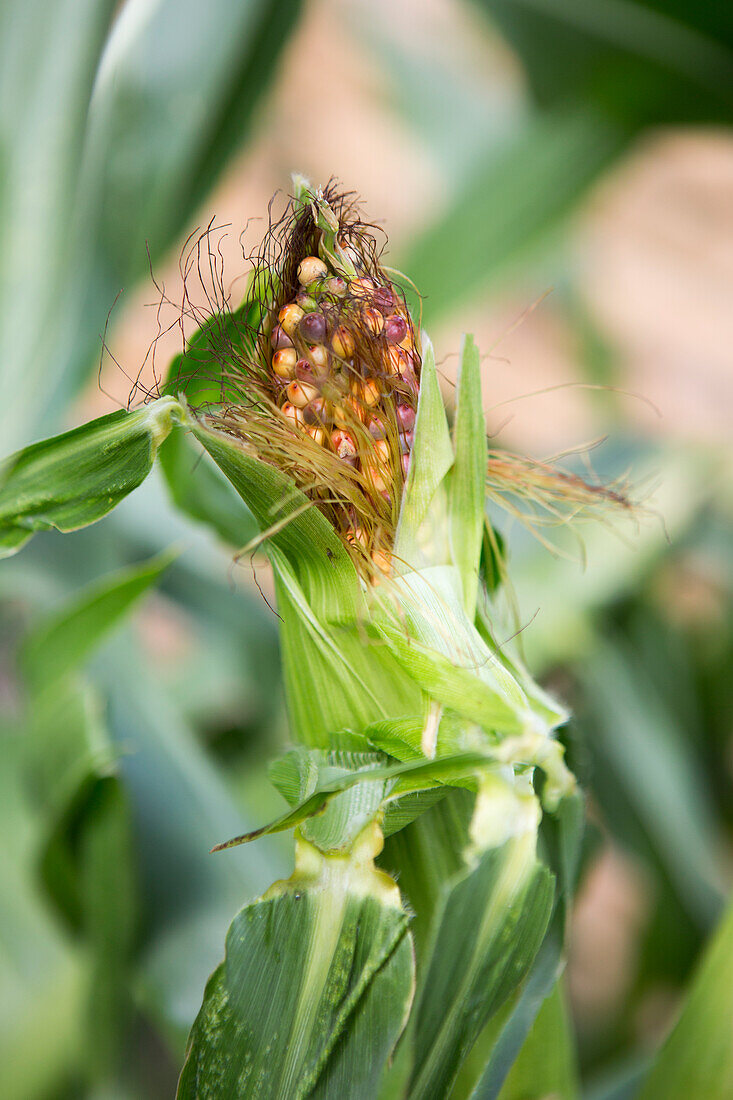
[
  {"xmin": 385, "ymin": 346, "xmax": 409, "ymax": 375},
  {"xmin": 272, "ymin": 348, "xmax": 298, "ymax": 378},
  {"xmin": 362, "ymin": 307, "xmax": 384, "ymax": 334},
  {"xmin": 308, "ymin": 344, "xmax": 329, "ymax": 374},
  {"xmin": 287, "ymin": 379, "xmax": 319, "ymax": 408},
  {"xmin": 281, "ymin": 401, "xmax": 302, "ymax": 427},
  {"xmin": 346, "ymin": 526, "xmax": 368, "ymax": 548},
  {"xmin": 371, "ymin": 548, "xmax": 392, "ymax": 575},
  {"xmin": 362, "ymin": 458, "xmax": 390, "ymax": 493},
  {"xmin": 358, "ymin": 379, "xmax": 381, "ymax": 407},
  {"xmin": 350, "ymin": 276, "xmax": 375, "ymax": 299},
  {"xmin": 331, "ymin": 325, "xmax": 355, "ymax": 360},
  {"xmin": 333, "ymin": 396, "xmax": 366, "ymax": 427},
  {"xmin": 278, "ymin": 303, "xmax": 304, "ymax": 337},
  {"xmin": 306, "ymin": 424, "xmax": 326, "ymax": 446},
  {"xmin": 298, "ymin": 256, "xmax": 328, "ymax": 285},
  {"xmin": 373, "ymin": 438, "xmax": 391, "ymax": 462}
]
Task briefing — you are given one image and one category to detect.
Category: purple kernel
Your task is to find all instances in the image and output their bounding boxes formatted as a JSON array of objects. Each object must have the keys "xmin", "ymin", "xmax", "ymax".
[
  {"xmin": 384, "ymin": 315, "xmax": 407, "ymax": 344},
  {"xmin": 295, "ymin": 359, "xmax": 316, "ymax": 382},
  {"xmin": 368, "ymin": 416, "xmax": 386, "ymax": 439},
  {"xmin": 395, "ymin": 403, "xmax": 415, "ymax": 431},
  {"xmin": 270, "ymin": 324, "xmax": 292, "ymax": 350},
  {"xmin": 372, "ymin": 287, "xmax": 394, "ymax": 314},
  {"xmin": 401, "ymin": 452, "xmax": 411, "ymax": 478},
  {"xmin": 299, "ymin": 312, "xmax": 326, "ymax": 344}
]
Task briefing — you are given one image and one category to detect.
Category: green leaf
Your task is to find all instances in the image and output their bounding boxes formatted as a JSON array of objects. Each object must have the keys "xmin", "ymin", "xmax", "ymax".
[
  {"xmin": 0, "ymin": 719, "xmax": 88, "ymax": 1100},
  {"xmin": 636, "ymin": 890, "xmax": 733, "ymax": 1100},
  {"xmin": 20, "ymin": 550, "xmax": 176, "ymax": 691},
  {"xmin": 94, "ymin": 632, "xmax": 287, "ymax": 1048},
  {"xmin": 0, "ymin": 0, "xmax": 117, "ymax": 451},
  {"xmin": 178, "ymin": 830, "xmax": 414, "ymax": 1099},
  {"xmin": 83, "ymin": 0, "xmax": 304, "ymax": 297},
  {"xmin": 0, "ymin": 397, "xmax": 182, "ymax": 557},
  {"xmin": 406, "ymin": 837, "xmax": 554, "ymax": 1099},
  {"xmin": 449, "ymin": 334, "xmax": 487, "ymax": 616},
  {"xmin": 35, "ymin": 1, "xmax": 303, "ymax": 422},
  {"xmin": 212, "ymin": 748, "xmax": 496, "ymax": 854},
  {"xmin": 477, "ymin": 0, "xmax": 733, "ymax": 117},
  {"xmin": 78, "ymin": 776, "xmax": 138, "ymax": 1078},
  {"xmin": 579, "ymin": 641, "xmax": 724, "ymax": 926}
]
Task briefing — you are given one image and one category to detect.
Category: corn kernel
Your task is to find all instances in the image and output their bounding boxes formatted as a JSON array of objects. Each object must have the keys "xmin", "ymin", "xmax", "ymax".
[
  {"xmin": 287, "ymin": 379, "xmax": 319, "ymax": 408},
  {"xmin": 299, "ymin": 312, "xmax": 327, "ymax": 344},
  {"xmin": 371, "ymin": 548, "xmax": 392, "ymax": 575},
  {"xmin": 386, "ymin": 346, "xmax": 410, "ymax": 375},
  {"xmin": 272, "ymin": 347, "xmax": 298, "ymax": 378},
  {"xmin": 308, "ymin": 344, "xmax": 329, "ymax": 374},
  {"xmin": 281, "ymin": 401, "xmax": 302, "ymax": 427},
  {"xmin": 331, "ymin": 429, "xmax": 357, "ymax": 458},
  {"xmin": 350, "ymin": 276, "xmax": 376, "ymax": 299},
  {"xmin": 331, "ymin": 325, "xmax": 355, "ymax": 359},
  {"xmin": 306, "ymin": 424, "xmax": 326, "ymax": 446},
  {"xmin": 361, "ymin": 307, "xmax": 384, "ymax": 334},
  {"xmin": 298, "ymin": 256, "xmax": 328, "ymax": 285},
  {"xmin": 278, "ymin": 303, "xmax": 304, "ymax": 337}
]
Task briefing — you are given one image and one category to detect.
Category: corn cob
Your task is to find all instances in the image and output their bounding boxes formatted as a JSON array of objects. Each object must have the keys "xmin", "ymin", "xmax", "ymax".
[{"xmin": 208, "ymin": 184, "xmax": 420, "ymax": 579}]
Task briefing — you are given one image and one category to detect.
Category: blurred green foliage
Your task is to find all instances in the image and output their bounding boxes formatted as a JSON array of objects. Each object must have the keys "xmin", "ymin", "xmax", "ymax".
[{"xmin": 1, "ymin": 0, "xmax": 731, "ymax": 1097}]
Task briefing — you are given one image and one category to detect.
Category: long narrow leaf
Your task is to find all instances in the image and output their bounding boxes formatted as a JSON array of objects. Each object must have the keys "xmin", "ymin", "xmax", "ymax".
[
  {"xmin": 0, "ymin": 397, "xmax": 182, "ymax": 556},
  {"xmin": 20, "ymin": 551, "xmax": 175, "ymax": 690},
  {"xmin": 636, "ymin": 890, "xmax": 733, "ymax": 1100}
]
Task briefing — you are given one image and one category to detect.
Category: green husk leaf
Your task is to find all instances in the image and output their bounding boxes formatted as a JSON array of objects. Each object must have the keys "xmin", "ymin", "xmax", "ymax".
[
  {"xmin": 178, "ymin": 829, "xmax": 414, "ymax": 1099},
  {"xmin": 191, "ymin": 419, "xmax": 362, "ymax": 618},
  {"xmin": 272, "ymin": 560, "xmax": 420, "ymax": 745},
  {"xmin": 0, "ymin": 397, "xmax": 182, "ymax": 557},
  {"xmin": 394, "ymin": 336, "xmax": 454, "ymax": 568},
  {"xmin": 371, "ymin": 567, "xmax": 538, "ymax": 737},
  {"xmin": 449, "ymin": 334, "xmax": 488, "ymax": 616},
  {"xmin": 161, "ymin": 300, "xmax": 264, "ymax": 408},
  {"xmin": 158, "ymin": 428, "xmax": 258, "ymax": 548},
  {"xmin": 406, "ymin": 836, "xmax": 554, "ymax": 1099},
  {"xmin": 192, "ymin": 418, "xmax": 423, "ymax": 744},
  {"xmin": 469, "ymin": 792, "xmax": 584, "ymax": 1097}
]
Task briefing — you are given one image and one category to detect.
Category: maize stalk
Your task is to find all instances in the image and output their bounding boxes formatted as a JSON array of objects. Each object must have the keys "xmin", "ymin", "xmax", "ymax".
[{"xmin": 0, "ymin": 178, "xmax": 636, "ymax": 1098}]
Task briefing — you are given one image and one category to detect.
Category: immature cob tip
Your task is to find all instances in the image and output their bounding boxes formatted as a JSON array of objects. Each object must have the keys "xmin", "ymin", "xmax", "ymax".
[{"xmin": 208, "ymin": 180, "xmax": 422, "ymax": 581}]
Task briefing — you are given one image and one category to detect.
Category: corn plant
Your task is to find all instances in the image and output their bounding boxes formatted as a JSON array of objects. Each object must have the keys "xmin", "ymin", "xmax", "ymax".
[{"xmin": 1, "ymin": 180, "xmax": 731, "ymax": 1100}]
